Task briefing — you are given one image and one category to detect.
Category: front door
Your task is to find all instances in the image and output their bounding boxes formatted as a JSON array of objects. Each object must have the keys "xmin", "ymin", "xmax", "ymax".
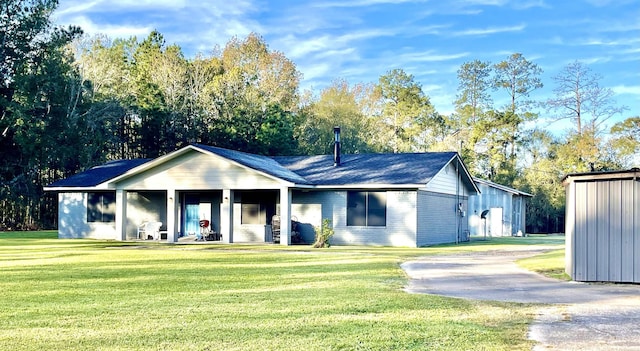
[
  {"xmin": 184, "ymin": 195, "xmax": 200, "ymax": 237},
  {"xmin": 183, "ymin": 194, "xmax": 213, "ymax": 237}
]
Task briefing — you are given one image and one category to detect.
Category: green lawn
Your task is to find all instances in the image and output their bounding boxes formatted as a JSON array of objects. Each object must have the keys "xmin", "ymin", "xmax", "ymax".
[
  {"xmin": 517, "ymin": 248, "xmax": 570, "ymax": 280},
  {"xmin": 0, "ymin": 232, "xmax": 563, "ymax": 350}
]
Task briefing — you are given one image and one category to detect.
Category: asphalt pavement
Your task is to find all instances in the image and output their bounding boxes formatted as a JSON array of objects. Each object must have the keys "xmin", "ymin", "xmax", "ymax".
[{"xmin": 401, "ymin": 247, "xmax": 640, "ymax": 350}]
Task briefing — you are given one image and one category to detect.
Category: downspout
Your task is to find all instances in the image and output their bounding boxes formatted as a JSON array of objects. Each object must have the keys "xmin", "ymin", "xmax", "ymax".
[
  {"xmin": 456, "ymin": 156, "xmax": 460, "ymax": 244},
  {"xmin": 333, "ymin": 126, "xmax": 341, "ymax": 167}
]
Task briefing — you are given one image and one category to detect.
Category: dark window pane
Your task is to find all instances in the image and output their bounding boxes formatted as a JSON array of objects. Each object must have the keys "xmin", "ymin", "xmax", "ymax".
[
  {"xmin": 87, "ymin": 193, "xmax": 100, "ymax": 222},
  {"xmin": 240, "ymin": 191, "xmax": 276, "ymax": 225},
  {"xmin": 101, "ymin": 192, "xmax": 116, "ymax": 222},
  {"xmin": 87, "ymin": 192, "xmax": 116, "ymax": 223},
  {"xmin": 347, "ymin": 191, "xmax": 366, "ymax": 226},
  {"xmin": 367, "ymin": 192, "xmax": 386, "ymax": 226},
  {"xmin": 241, "ymin": 203, "xmax": 261, "ymax": 224}
]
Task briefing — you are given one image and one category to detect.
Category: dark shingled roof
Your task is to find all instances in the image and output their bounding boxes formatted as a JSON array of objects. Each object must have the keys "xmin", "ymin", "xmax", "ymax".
[
  {"xmin": 46, "ymin": 145, "xmax": 460, "ymax": 188},
  {"xmin": 47, "ymin": 159, "xmax": 151, "ymax": 188},
  {"xmin": 272, "ymin": 152, "xmax": 457, "ymax": 185}
]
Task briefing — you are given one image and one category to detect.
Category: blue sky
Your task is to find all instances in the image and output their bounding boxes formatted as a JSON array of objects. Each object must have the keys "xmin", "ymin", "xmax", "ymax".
[{"xmin": 54, "ymin": 0, "xmax": 639, "ymax": 131}]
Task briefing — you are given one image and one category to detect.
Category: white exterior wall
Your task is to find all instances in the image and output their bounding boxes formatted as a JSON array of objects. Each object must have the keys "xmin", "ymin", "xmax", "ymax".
[
  {"xmin": 289, "ymin": 190, "xmax": 418, "ymax": 247},
  {"xmin": 125, "ymin": 192, "xmax": 166, "ymax": 240},
  {"xmin": 291, "ymin": 191, "xmax": 324, "ymax": 243},
  {"xmin": 58, "ymin": 192, "xmax": 116, "ymax": 239},
  {"xmin": 333, "ymin": 191, "xmax": 417, "ymax": 247},
  {"xmin": 232, "ymin": 203, "xmax": 270, "ymax": 242},
  {"xmin": 116, "ymin": 150, "xmax": 286, "ymax": 243}
]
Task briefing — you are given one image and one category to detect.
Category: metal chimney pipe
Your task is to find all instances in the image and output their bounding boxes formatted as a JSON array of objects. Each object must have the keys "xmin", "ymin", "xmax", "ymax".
[{"xmin": 333, "ymin": 126, "xmax": 341, "ymax": 167}]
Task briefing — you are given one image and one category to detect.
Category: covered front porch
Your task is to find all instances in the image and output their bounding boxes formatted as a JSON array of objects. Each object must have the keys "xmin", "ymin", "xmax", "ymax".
[{"xmin": 116, "ymin": 188, "xmax": 296, "ymax": 245}]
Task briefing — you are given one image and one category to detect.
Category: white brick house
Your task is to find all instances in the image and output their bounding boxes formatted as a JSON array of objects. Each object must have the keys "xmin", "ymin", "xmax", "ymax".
[{"xmin": 45, "ymin": 142, "xmax": 478, "ymax": 247}]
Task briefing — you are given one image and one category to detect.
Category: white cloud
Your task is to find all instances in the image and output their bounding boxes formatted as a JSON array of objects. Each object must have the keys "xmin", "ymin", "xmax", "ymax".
[
  {"xmin": 64, "ymin": 15, "xmax": 153, "ymax": 38},
  {"xmin": 452, "ymin": 24, "xmax": 526, "ymax": 36},
  {"xmin": 54, "ymin": 1, "xmax": 102, "ymax": 16},
  {"xmin": 456, "ymin": 0, "xmax": 509, "ymax": 6},
  {"xmin": 513, "ymin": 0, "xmax": 549, "ymax": 9},
  {"xmin": 298, "ymin": 62, "xmax": 333, "ymax": 82},
  {"xmin": 612, "ymin": 85, "xmax": 640, "ymax": 96},
  {"xmin": 315, "ymin": 48, "xmax": 358, "ymax": 60},
  {"xmin": 584, "ymin": 0, "xmax": 630, "ymax": 6},
  {"xmin": 396, "ymin": 51, "xmax": 470, "ymax": 63},
  {"xmin": 580, "ymin": 56, "xmax": 613, "ymax": 65},
  {"xmin": 281, "ymin": 35, "xmax": 333, "ymax": 59},
  {"xmin": 581, "ymin": 37, "xmax": 640, "ymax": 47},
  {"xmin": 312, "ymin": 0, "xmax": 422, "ymax": 8}
]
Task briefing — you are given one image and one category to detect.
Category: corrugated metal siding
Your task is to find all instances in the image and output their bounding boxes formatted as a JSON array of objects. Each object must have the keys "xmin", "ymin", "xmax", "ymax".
[
  {"xmin": 635, "ymin": 179, "xmax": 640, "ymax": 283},
  {"xmin": 116, "ymin": 151, "xmax": 283, "ymax": 190},
  {"xmin": 568, "ymin": 178, "xmax": 639, "ymax": 283},
  {"xmin": 468, "ymin": 183, "xmax": 516, "ymax": 236}
]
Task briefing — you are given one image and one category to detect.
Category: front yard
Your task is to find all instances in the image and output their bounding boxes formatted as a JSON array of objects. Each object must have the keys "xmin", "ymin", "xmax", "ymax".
[{"xmin": 0, "ymin": 232, "xmax": 564, "ymax": 350}]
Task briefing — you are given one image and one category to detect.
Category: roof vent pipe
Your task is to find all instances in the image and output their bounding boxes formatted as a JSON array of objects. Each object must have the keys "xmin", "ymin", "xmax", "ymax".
[{"xmin": 333, "ymin": 126, "xmax": 341, "ymax": 167}]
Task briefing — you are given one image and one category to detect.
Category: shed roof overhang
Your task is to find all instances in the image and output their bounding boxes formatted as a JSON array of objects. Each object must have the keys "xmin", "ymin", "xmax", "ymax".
[
  {"xmin": 473, "ymin": 177, "xmax": 533, "ymax": 197},
  {"xmin": 562, "ymin": 168, "xmax": 640, "ymax": 186}
]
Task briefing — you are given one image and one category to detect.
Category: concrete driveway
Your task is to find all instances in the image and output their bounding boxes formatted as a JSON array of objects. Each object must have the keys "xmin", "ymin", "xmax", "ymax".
[{"xmin": 401, "ymin": 247, "xmax": 640, "ymax": 350}]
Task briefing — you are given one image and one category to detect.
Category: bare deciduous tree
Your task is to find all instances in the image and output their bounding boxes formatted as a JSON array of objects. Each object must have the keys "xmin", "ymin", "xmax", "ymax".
[{"xmin": 546, "ymin": 61, "xmax": 627, "ymax": 135}]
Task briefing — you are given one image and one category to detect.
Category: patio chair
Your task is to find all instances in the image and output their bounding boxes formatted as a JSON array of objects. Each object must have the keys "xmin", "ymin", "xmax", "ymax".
[
  {"xmin": 137, "ymin": 221, "xmax": 162, "ymax": 240},
  {"xmin": 271, "ymin": 215, "xmax": 302, "ymax": 244},
  {"xmin": 271, "ymin": 215, "xmax": 280, "ymax": 243}
]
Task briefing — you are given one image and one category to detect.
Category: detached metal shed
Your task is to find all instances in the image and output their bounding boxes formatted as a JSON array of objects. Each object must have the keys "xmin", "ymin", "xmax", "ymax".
[{"xmin": 563, "ymin": 169, "xmax": 640, "ymax": 283}]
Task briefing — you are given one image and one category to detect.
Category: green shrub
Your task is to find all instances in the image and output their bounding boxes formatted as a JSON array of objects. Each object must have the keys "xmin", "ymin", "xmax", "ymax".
[{"xmin": 313, "ymin": 218, "xmax": 334, "ymax": 248}]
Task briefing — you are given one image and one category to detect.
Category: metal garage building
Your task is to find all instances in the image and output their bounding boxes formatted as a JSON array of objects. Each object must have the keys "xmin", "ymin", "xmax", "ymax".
[
  {"xmin": 468, "ymin": 178, "xmax": 532, "ymax": 238},
  {"xmin": 563, "ymin": 169, "xmax": 640, "ymax": 283}
]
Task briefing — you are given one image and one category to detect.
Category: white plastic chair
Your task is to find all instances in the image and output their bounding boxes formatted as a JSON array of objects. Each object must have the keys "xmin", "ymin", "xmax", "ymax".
[{"xmin": 137, "ymin": 221, "xmax": 162, "ymax": 240}]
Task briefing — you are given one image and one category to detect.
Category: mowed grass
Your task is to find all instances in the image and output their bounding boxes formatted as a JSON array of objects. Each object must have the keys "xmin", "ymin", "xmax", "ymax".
[
  {"xmin": 0, "ymin": 232, "xmax": 562, "ymax": 351},
  {"xmin": 517, "ymin": 249, "xmax": 569, "ymax": 280}
]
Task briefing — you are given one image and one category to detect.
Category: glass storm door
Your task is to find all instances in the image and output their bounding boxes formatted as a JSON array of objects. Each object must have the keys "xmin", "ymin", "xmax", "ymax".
[{"xmin": 184, "ymin": 195, "xmax": 200, "ymax": 236}]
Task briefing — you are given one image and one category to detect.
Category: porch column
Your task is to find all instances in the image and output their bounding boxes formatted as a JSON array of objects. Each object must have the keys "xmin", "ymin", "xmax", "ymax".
[
  {"xmin": 280, "ymin": 187, "xmax": 291, "ymax": 246},
  {"xmin": 166, "ymin": 189, "xmax": 177, "ymax": 242},
  {"xmin": 221, "ymin": 189, "xmax": 234, "ymax": 243},
  {"xmin": 115, "ymin": 189, "xmax": 126, "ymax": 241}
]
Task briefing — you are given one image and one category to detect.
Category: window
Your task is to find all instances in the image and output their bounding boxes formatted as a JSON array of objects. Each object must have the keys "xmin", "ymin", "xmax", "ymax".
[
  {"xmin": 87, "ymin": 192, "xmax": 116, "ymax": 222},
  {"xmin": 347, "ymin": 191, "xmax": 386, "ymax": 226},
  {"xmin": 241, "ymin": 203, "xmax": 263, "ymax": 224},
  {"xmin": 240, "ymin": 191, "xmax": 276, "ymax": 225}
]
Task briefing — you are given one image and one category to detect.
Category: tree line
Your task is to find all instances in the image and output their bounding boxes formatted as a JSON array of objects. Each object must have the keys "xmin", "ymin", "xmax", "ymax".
[{"xmin": 1, "ymin": 0, "xmax": 638, "ymax": 231}]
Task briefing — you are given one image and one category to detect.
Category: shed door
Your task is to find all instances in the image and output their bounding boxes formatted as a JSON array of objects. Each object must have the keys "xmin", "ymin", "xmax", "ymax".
[{"xmin": 490, "ymin": 207, "xmax": 503, "ymax": 237}]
